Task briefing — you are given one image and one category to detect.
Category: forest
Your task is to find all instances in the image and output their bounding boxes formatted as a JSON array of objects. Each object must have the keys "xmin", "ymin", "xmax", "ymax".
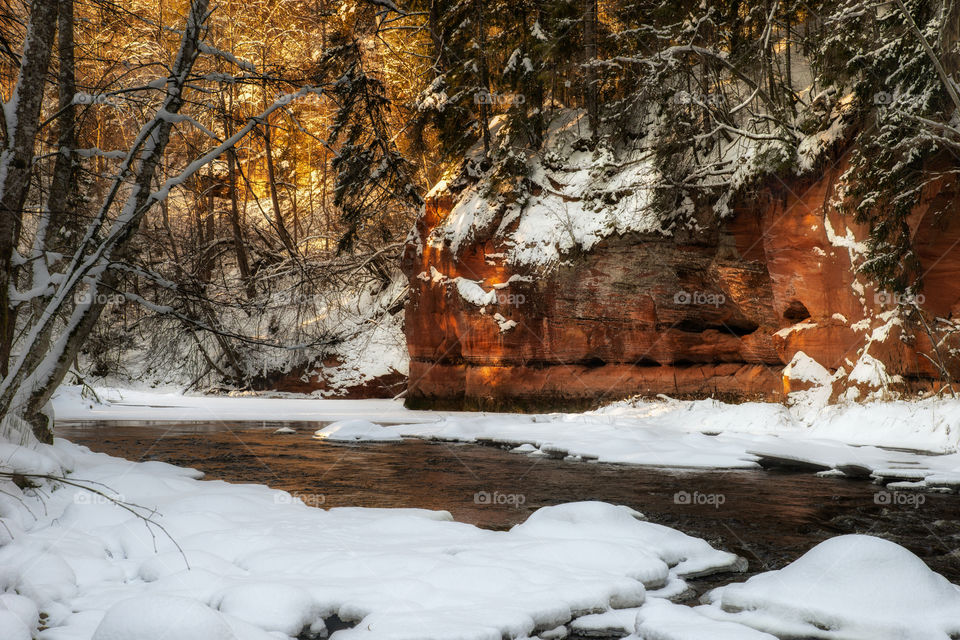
[{"xmin": 2, "ymin": 0, "xmax": 960, "ymax": 440}]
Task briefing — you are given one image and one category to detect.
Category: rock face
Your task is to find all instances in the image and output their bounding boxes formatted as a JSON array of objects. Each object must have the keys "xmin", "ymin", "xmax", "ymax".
[
  {"xmin": 402, "ymin": 151, "xmax": 960, "ymax": 410},
  {"xmin": 251, "ymin": 360, "xmax": 406, "ymax": 398}
]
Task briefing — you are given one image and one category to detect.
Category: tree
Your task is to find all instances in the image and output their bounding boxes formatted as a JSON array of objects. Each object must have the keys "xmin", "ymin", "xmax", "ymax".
[
  {"xmin": 0, "ymin": 0, "xmax": 59, "ymax": 377},
  {"xmin": 0, "ymin": 0, "xmax": 216, "ymax": 442}
]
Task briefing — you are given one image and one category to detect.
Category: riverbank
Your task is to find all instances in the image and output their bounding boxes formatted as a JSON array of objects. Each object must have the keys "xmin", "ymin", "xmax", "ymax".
[{"xmin": 2, "ymin": 430, "xmax": 960, "ymax": 640}]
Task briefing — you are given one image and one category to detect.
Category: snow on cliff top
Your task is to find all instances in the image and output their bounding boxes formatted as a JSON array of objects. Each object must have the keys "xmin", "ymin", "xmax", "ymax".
[{"xmin": 429, "ymin": 112, "xmax": 663, "ymax": 268}]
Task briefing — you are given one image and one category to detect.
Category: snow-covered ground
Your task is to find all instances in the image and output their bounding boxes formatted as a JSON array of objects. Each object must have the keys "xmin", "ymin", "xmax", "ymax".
[
  {"xmin": 352, "ymin": 396, "xmax": 960, "ymax": 491},
  {"xmin": 50, "ymin": 386, "xmax": 480, "ymax": 425},
  {"xmin": 1, "ymin": 436, "xmax": 959, "ymax": 640}
]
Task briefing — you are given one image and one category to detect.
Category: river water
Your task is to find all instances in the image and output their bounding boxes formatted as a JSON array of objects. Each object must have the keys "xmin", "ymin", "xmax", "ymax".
[{"xmin": 58, "ymin": 420, "xmax": 960, "ymax": 593}]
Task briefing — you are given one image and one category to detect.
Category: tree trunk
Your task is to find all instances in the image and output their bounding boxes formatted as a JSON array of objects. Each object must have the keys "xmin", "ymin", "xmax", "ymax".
[
  {"xmin": 47, "ymin": 0, "xmax": 78, "ymax": 255},
  {"xmin": 583, "ymin": 0, "xmax": 598, "ymax": 139},
  {"xmin": 0, "ymin": 0, "xmax": 59, "ymax": 377},
  {"xmin": 263, "ymin": 121, "xmax": 297, "ymax": 257},
  {"xmin": 223, "ymin": 96, "xmax": 255, "ymax": 299},
  {"xmin": 941, "ymin": 0, "xmax": 960, "ymax": 89},
  {"xmin": 474, "ymin": 0, "xmax": 491, "ymax": 157}
]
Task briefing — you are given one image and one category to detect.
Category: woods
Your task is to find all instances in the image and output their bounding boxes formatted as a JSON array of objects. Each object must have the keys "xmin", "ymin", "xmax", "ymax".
[{"xmin": 1, "ymin": 0, "xmax": 960, "ymax": 442}]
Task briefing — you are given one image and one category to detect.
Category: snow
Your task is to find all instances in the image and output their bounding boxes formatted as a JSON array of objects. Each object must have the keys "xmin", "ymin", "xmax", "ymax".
[
  {"xmin": 0, "ymin": 594, "xmax": 38, "ymax": 640},
  {"xmin": 848, "ymin": 353, "xmax": 901, "ymax": 388},
  {"xmin": 50, "ymin": 385, "xmax": 489, "ymax": 425},
  {"xmin": 92, "ymin": 596, "xmax": 241, "ymax": 640},
  {"xmin": 782, "ymin": 351, "xmax": 832, "ymax": 387},
  {"xmin": 427, "ymin": 112, "xmax": 662, "ymax": 268},
  {"xmin": 700, "ymin": 535, "xmax": 960, "ymax": 639},
  {"xmin": 633, "ymin": 598, "xmax": 778, "ymax": 640},
  {"xmin": 380, "ymin": 399, "xmax": 960, "ymax": 484},
  {"xmin": 314, "ymin": 419, "xmax": 402, "ymax": 442},
  {"xmin": 0, "ymin": 439, "xmax": 752, "ymax": 640},
  {"xmin": 455, "ymin": 277, "xmax": 497, "ymax": 306}
]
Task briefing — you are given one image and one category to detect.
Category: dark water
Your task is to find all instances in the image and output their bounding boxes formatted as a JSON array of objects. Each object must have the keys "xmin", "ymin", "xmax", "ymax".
[{"xmin": 58, "ymin": 421, "xmax": 960, "ymax": 592}]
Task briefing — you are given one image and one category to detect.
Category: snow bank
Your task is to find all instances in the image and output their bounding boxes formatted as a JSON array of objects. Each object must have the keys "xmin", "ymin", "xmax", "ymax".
[
  {"xmin": 633, "ymin": 598, "xmax": 778, "ymax": 640},
  {"xmin": 700, "ymin": 535, "xmax": 960, "ymax": 639},
  {"xmin": 50, "ymin": 385, "xmax": 490, "ymax": 425},
  {"xmin": 383, "ymin": 397, "xmax": 960, "ymax": 487},
  {"xmin": 0, "ymin": 438, "xmax": 747, "ymax": 640}
]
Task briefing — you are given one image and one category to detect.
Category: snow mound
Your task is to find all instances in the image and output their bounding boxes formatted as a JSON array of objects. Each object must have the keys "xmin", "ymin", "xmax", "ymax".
[
  {"xmin": 0, "ymin": 611, "xmax": 31, "ymax": 640},
  {"xmin": 511, "ymin": 502, "xmax": 742, "ymax": 578},
  {"xmin": 847, "ymin": 353, "xmax": 902, "ymax": 393},
  {"xmin": 702, "ymin": 534, "xmax": 960, "ymax": 639},
  {"xmin": 93, "ymin": 596, "xmax": 235, "ymax": 640},
  {"xmin": 313, "ymin": 419, "xmax": 402, "ymax": 442},
  {"xmin": 213, "ymin": 582, "xmax": 322, "ymax": 636}
]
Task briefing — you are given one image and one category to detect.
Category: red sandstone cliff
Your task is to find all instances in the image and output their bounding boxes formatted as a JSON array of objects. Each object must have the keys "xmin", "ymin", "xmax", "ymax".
[{"xmin": 401, "ymin": 148, "xmax": 960, "ymax": 410}]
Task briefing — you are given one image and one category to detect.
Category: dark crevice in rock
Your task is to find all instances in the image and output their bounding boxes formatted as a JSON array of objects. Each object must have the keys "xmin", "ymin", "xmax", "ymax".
[{"xmin": 783, "ymin": 299, "xmax": 811, "ymax": 322}]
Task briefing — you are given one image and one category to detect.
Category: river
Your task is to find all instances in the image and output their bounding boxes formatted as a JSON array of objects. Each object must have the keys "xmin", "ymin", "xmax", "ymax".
[{"xmin": 58, "ymin": 420, "xmax": 960, "ymax": 595}]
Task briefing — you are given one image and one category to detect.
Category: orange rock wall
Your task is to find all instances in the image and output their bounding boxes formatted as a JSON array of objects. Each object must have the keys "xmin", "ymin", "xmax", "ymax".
[{"xmin": 402, "ymin": 155, "xmax": 960, "ymax": 410}]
